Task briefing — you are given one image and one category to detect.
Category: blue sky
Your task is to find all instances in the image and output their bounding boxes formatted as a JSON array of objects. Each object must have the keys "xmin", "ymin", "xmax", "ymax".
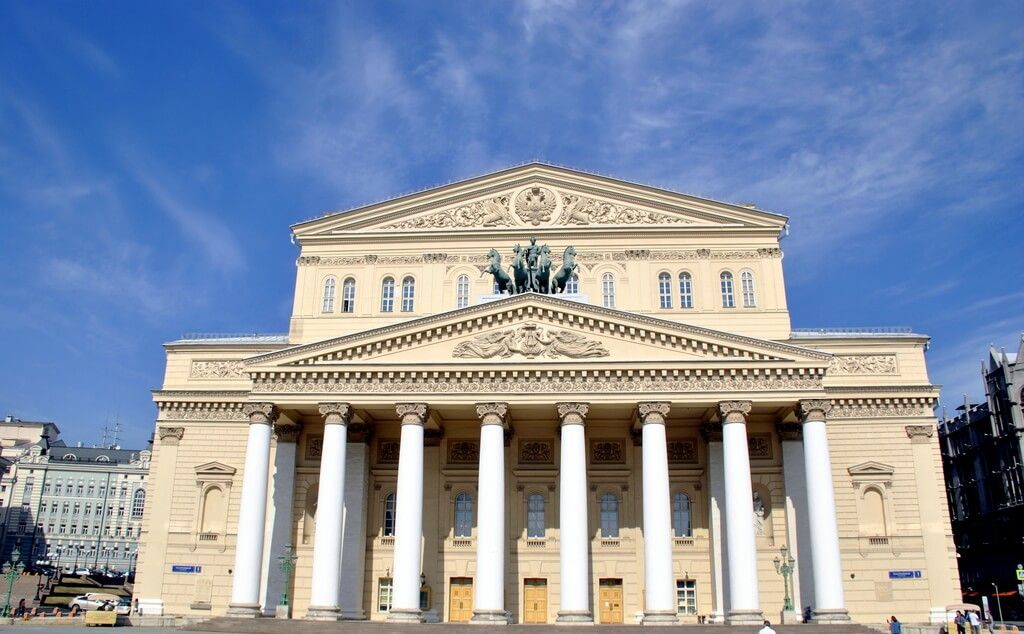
[{"xmin": 1, "ymin": 1, "xmax": 1021, "ymax": 449}]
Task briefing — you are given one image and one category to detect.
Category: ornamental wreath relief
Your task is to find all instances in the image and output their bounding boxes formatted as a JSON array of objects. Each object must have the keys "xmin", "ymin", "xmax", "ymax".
[{"xmin": 452, "ymin": 323, "xmax": 609, "ymax": 359}]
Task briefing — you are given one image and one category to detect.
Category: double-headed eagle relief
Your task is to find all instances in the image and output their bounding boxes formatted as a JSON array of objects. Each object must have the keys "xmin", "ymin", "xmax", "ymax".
[{"xmin": 484, "ymin": 237, "xmax": 578, "ymax": 295}]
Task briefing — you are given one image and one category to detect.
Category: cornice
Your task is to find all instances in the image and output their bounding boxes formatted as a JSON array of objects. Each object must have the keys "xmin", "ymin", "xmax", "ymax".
[{"xmin": 245, "ymin": 293, "xmax": 831, "ymax": 366}]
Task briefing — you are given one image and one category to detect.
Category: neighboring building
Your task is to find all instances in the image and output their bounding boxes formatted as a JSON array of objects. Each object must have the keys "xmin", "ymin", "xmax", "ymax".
[
  {"xmin": 940, "ymin": 338, "xmax": 1024, "ymax": 619},
  {"xmin": 135, "ymin": 164, "xmax": 959, "ymax": 624},
  {"xmin": 0, "ymin": 417, "xmax": 61, "ymax": 552},
  {"xmin": 0, "ymin": 420, "xmax": 151, "ymax": 574}
]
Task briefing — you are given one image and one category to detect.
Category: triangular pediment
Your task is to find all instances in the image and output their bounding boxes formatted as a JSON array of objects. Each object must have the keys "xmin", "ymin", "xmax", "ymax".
[
  {"xmin": 847, "ymin": 461, "xmax": 895, "ymax": 478},
  {"xmin": 194, "ymin": 462, "xmax": 236, "ymax": 477},
  {"xmin": 246, "ymin": 293, "xmax": 829, "ymax": 370},
  {"xmin": 293, "ymin": 163, "xmax": 787, "ymax": 239}
]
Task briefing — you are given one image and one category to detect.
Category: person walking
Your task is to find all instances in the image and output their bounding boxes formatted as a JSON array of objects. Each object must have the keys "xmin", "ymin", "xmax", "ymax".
[
  {"xmin": 759, "ymin": 620, "xmax": 777, "ymax": 634},
  {"xmin": 955, "ymin": 610, "xmax": 966, "ymax": 634},
  {"xmin": 967, "ymin": 608, "xmax": 981, "ymax": 634},
  {"xmin": 889, "ymin": 615, "xmax": 902, "ymax": 634}
]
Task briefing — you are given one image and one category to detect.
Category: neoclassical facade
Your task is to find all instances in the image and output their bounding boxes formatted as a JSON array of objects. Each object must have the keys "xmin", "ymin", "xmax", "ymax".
[{"xmin": 134, "ymin": 164, "xmax": 959, "ymax": 625}]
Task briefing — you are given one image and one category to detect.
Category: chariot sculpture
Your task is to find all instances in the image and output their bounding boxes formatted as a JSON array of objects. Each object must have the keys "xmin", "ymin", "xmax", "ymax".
[{"xmin": 484, "ymin": 238, "xmax": 578, "ymax": 295}]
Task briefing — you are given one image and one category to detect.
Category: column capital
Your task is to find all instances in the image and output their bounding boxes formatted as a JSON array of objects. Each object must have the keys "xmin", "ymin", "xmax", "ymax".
[
  {"xmin": 242, "ymin": 402, "xmax": 278, "ymax": 424},
  {"xmin": 273, "ymin": 422, "xmax": 302, "ymax": 443},
  {"xmin": 797, "ymin": 399, "xmax": 832, "ymax": 422},
  {"xmin": 475, "ymin": 402, "xmax": 509, "ymax": 426},
  {"xmin": 395, "ymin": 403, "xmax": 428, "ymax": 426},
  {"xmin": 319, "ymin": 402, "xmax": 351, "ymax": 425},
  {"xmin": 556, "ymin": 402, "xmax": 589, "ymax": 426},
  {"xmin": 905, "ymin": 424, "xmax": 934, "ymax": 443},
  {"xmin": 638, "ymin": 402, "xmax": 671, "ymax": 425},
  {"xmin": 717, "ymin": 401, "xmax": 752, "ymax": 423},
  {"xmin": 158, "ymin": 426, "xmax": 184, "ymax": 445}
]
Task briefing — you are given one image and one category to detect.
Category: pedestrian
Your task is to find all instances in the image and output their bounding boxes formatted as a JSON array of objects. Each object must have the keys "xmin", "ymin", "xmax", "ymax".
[
  {"xmin": 889, "ymin": 615, "xmax": 902, "ymax": 634},
  {"xmin": 955, "ymin": 610, "xmax": 966, "ymax": 634},
  {"xmin": 967, "ymin": 609, "xmax": 981, "ymax": 634},
  {"xmin": 803, "ymin": 606, "xmax": 813, "ymax": 623},
  {"xmin": 15, "ymin": 598, "xmax": 25, "ymax": 617},
  {"xmin": 760, "ymin": 619, "xmax": 777, "ymax": 634}
]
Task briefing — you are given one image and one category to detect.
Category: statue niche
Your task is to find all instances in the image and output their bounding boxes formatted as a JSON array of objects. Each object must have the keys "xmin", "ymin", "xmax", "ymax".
[{"xmin": 484, "ymin": 238, "xmax": 578, "ymax": 296}]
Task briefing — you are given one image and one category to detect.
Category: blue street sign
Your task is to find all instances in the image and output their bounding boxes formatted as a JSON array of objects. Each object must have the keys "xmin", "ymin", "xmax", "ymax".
[
  {"xmin": 888, "ymin": 570, "xmax": 922, "ymax": 579},
  {"xmin": 171, "ymin": 565, "xmax": 202, "ymax": 574}
]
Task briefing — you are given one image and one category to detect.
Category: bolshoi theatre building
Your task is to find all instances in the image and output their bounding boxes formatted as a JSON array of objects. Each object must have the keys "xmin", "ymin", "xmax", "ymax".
[{"xmin": 135, "ymin": 164, "xmax": 959, "ymax": 625}]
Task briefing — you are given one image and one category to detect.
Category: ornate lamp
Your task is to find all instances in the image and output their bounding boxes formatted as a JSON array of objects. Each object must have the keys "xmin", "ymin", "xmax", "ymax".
[
  {"xmin": 2, "ymin": 548, "xmax": 25, "ymax": 617},
  {"xmin": 773, "ymin": 545, "xmax": 796, "ymax": 612},
  {"xmin": 276, "ymin": 545, "xmax": 298, "ymax": 609}
]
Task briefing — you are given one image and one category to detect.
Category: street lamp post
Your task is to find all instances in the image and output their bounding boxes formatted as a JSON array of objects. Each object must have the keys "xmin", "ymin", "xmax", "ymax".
[
  {"xmin": 773, "ymin": 545, "xmax": 797, "ymax": 612},
  {"xmin": 2, "ymin": 548, "xmax": 25, "ymax": 617},
  {"xmin": 276, "ymin": 545, "xmax": 298, "ymax": 618},
  {"xmin": 992, "ymin": 582, "xmax": 1003, "ymax": 624}
]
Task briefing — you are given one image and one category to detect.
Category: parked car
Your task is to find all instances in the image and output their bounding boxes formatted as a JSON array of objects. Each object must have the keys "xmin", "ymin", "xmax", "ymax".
[
  {"xmin": 68, "ymin": 593, "xmax": 121, "ymax": 611},
  {"xmin": 73, "ymin": 567, "xmax": 91, "ymax": 575},
  {"xmin": 114, "ymin": 598, "xmax": 131, "ymax": 615}
]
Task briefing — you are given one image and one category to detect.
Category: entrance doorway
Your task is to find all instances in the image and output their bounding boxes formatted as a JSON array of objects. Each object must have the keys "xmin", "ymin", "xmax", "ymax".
[
  {"xmin": 448, "ymin": 577, "xmax": 474, "ymax": 623},
  {"xmin": 523, "ymin": 578, "xmax": 548, "ymax": 623},
  {"xmin": 598, "ymin": 578, "xmax": 623, "ymax": 624}
]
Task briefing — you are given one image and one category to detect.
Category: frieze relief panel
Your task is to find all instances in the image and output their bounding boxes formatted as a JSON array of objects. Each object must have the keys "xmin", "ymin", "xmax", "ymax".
[
  {"xmin": 828, "ymin": 355, "xmax": 899, "ymax": 375},
  {"xmin": 376, "ymin": 440, "xmax": 400, "ymax": 465},
  {"xmin": 518, "ymin": 439, "xmax": 554, "ymax": 465},
  {"xmin": 558, "ymin": 193, "xmax": 692, "ymax": 226},
  {"xmin": 447, "ymin": 439, "xmax": 480, "ymax": 465},
  {"xmin": 453, "ymin": 323, "xmax": 609, "ymax": 359},
  {"xmin": 305, "ymin": 435, "xmax": 323, "ymax": 461},
  {"xmin": 383, "ymin": 194, "xmax": 515, "ymax": 230},
  {"xmin": 190, "ymin": 360, "xmax": 247, "ymax": 379},
  {"xmin": 747, "ymin": 433, "xmax": 773, "ymax": 460},
  {"xmin": 667, "ymin": 439, "xmax": 698, "ymax": 464},
  {"xmin": 591, "ymin": 439, "xmax": 626, "ymax": 464}
]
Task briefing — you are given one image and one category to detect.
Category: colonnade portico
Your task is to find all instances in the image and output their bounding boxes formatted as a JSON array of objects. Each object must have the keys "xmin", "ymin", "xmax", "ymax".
[{"xmin": 225, "ymin": 398, "xmax": 850, "ymax": 624}]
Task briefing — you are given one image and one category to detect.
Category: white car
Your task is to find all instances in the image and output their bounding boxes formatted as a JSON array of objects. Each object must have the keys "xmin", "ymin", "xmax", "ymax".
[{"xmin": 68, "ymin": 593, "xmax": 121, "ymax": 611}]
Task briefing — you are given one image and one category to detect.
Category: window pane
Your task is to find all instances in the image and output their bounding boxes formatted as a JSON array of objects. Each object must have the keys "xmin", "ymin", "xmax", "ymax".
[
  {"xmin": 600, "ymin": 494, "xmax": 619, "ymax": 537},
  {"xmin": 455, "ymin": 493, "xmax": 473, "ymax": 537},
  {"xmin": 322, "ymin": 278, "xmax": 336, "ymax": 313},
  {"xmin": 383, "ymin": 494, "xmax": 396, "ymax": 537},
  {"xmin": 381, "ymin": 277, "xmax": 395, "ymax": 312},
  {"xmin": 402, "ymin": 277, "xmax": 415, "ymax": 312},
  {"xmin": 456, "ymin": 274, "xmax": 470, "ymax": 309},
  {"xmin": 678, "ymin": 273, "xmax": 693, "ymax": 309},
  {"xmin": 566, "ymin": 274, "xmax": 579, "ymax": 294},
  {"xmin": 658, "ymin": 273, "xmax": 672, "ymax": 309},
  {"xmin": 672, "ymin": 493, "xmax": 691, "ymax": 537},
  {"xmin": 720, "ymin": 272, "xmax": 735, "ymax": 308},
  {"xmin": 378, "ymin": 578, "xmax": 393, "ymax": 612},
  {"xmin": 676, "ymin": 579, "xmax": 697, "ymax": 614},
  {"xmin": 741, "ymin": 271, "xmax": 756, "ymax": 307},
  {"xmin": 342, "ymin": 277, "xmax": 356, "ymax": 313},
  {"xmin": 601, "ymin": 272, "xmax": 615, "ymax": 308},
  {"xmin": 527, "ymin": 494, "xmax": 545, "ymax": 538}
]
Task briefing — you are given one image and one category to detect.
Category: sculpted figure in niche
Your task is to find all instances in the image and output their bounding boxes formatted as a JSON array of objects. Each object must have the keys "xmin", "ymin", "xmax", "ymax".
[{"xmin": 753, "ymin": 491, "xmax": 767, "ymax": 536}]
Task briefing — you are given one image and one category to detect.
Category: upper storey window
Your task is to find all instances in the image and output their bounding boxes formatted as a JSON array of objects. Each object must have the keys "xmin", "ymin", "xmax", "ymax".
[
  {"xmin": 566, "ymin": 274, "xmax": 579, "ymax": 295},
  {"xmin": 601, "ymin": 272, "xmax": 615, "ymax": 308},
  {"xmin": 322, "ymin": 277, "xmax": 336, "ymax": 313},
  {"xmin": 456, "ymin": 274, "xmax": 470, "ymax": 309},
  {"xmin": 741, "ymin": 271, "xmax": 756, "ymax": 307},
  {"xmin": 341, "ymin": 277, "xmax": 356, "ymax": 313},
  {"xmin": 401, "ymin": 276, "xmax": 415, "ymax": 312},
  {"xmin": 454, "ymin": 492, "xmax": 473, "ymax": 537},
  {"xmin": 658, "ymin": 272, "xmax": 672, "ymax": 309},
  {"xmin": 678, "ymin": 272, "xmax": 693, "ymax": 309},
  {"xmin": 600, "ymin": 493, "xmax": 619, "ymax": 538},
  {"xmin": 720, "ymin": 272, "xmax": 735, "ymax": 308},
  {"xmin": 381, "ymin": 277, "xmax": 395, "ymax": 312}
]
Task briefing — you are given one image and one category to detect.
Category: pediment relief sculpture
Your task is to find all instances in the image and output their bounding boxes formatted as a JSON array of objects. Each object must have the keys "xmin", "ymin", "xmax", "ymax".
[
  {"xmin": 558, "ymin": 193, "xmax": 692, "ymax": 226},
  {"xmin": 382, "ymin": 194, "xmax": 514, "ymax": 230},
  {"xmin": 452, "ymin": 322, "xmax": 609, "ymax": 360}
]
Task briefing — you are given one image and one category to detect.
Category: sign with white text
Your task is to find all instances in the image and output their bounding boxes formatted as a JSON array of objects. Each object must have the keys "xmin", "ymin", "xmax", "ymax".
[
  {"xmin": 171, "ymin": 565, "xmax": 202, "ymax": 574},
  {"xmin": 888, "ymin": 570, "xmax": 922, "ymax": 579}
]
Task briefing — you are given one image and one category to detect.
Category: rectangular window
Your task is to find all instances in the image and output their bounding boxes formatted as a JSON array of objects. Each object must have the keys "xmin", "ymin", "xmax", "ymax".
[
  {"xmin": 378, "ymin": 578, "xmax": 393, "ymax": 613},
  {"xmin": 676, "ymin": 579, "xmax": 697, "ymax": 614},
  {"xmin": 527, "ymin": 495, "xmax": 545, "ymax": 539},
  {"xmin": 59, "ymin": 524, "xmax": 66, "ymax": 534}
]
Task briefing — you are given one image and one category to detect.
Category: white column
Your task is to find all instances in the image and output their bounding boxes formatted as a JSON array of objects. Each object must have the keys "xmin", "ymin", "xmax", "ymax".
[
  {"xmin": 556, "ymin": 402, "xmax": 592, "ymax": 624},
  {"xmin": 388, "ymin": 403, "xmax": 428, "ymax": 623},
  {"xmin": 228, "ymin": 403, "xmax": 277, "ymax": 617},
  {"xmin": 639, "ymin": 402, "xmax": 678, "ymax": 625},
  {"xmin": 260, "ymin": 422, "xmax": 299, "ymax": 617},
  {"xmin": 339, "ymin": 438, "xmax": 369, "ymax": 619},
  {"xmin": 706, "ymin": 430, "xmax": 728, "ymax": 623},
  {"xmin": 718, "ymin": 401, "xmax": 762, "ymax": 625},
  {"xmin": 472, "ymin": 402, "xmax": 510, "ymax": 624},
  {"xmin": 798, "ymin": 400, "xmax": 849, "ymax": 623},
  {"xmin": 780, "ymin": 424, "xmax": 813, "ymax": 616},
  {"xmin": 307, "ymin": 403, "xmax": 351, "ymax": 620}
]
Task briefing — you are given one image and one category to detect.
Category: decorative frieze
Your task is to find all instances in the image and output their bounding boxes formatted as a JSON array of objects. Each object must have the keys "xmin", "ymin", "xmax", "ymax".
[
  {"xmin": 559, "ymin": 193, "xmax": 691, "ymax": 226},
  {"xmin": 384, "ymin": 194, "xmax": 514, "ymax": 229},
  {"xmin": 376, "ymin": 440, "xmax": 400, "ymax": 465},
  {"xmin": 747, "ymin": 433, "xmax": 773, "ymax": 460},
  {"xmin": 666, "ymin": 439, "xmax": 698, "ymax": 464},
  {"xmin": 828, "ymin": 355, "xmax": 899, "ymax": 375},
  {"xmin": 591, "ymin": 440, "xmax": 625, "ymax": 464},
  {"xmin": 518, "ymin": 440, "xmax": 553, "ymax": 465},
  {"xmin": 453, "ymin": 323, "xmax": 609, "ymax": 359},
  {"xmin": 158, "ymin": 407, "xmax": 248, "ymax": 422},
  {"xmin": 447, "ymin": 440, "xmax": 479, "ymax": 465},
  {"xmin": 190, "ymin": 360, "xmax": 247, "ymax": 379},
  {"xmin": 829, "ymin": 397, "xmax": 936, "ymax": 419},
  {"xmin": 305, "ymin": 435, "xmax": 323, "ymax": 460}
]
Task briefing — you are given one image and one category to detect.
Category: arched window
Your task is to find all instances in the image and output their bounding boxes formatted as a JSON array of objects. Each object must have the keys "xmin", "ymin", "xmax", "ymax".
[
  {"xmin": 200, "ymin": 487, "xmax": 224, "ymax": 534},
  {"xmin": 720, "ymin": 272, "xmax": 735, "ymax": 308},
  {"xmin": 601, "ymin": 272, "xmax": 615, "ymax": 308},
  {"xmin": 600, "ymin": 493, "xmax": 619, "ymax": 538},
  {"xmin": 527, "ymin": 493, "xmax": 545, "ymax": 538},
  {"xmin": 678, "ymin": 272, "xmax": 693, "ymax": 309},
  {"xmin": 862, "ymin": 488, "xmax": 887, "ymax": 536},
  {"xmin": 454, "ymin": 492, "xmax": 473, "ymax": 537},
  {"xmin": 658, "ymin": 272, "xmax": 672, "ymax": 309},
  {"xmin": 672, "ymin": 492, "xmax": 691, "ymax": 537},
  {"xmin": 380, "ymin": 277, "xmax": 395, "ymax": 312},
  {"xmin": 322, "ymin": 277, "xmax": 336, "ymax": 313},
  {"xmin": 131, "ymin": 489, "xmax": 145, "ymax": 519},
  {"xmin": 383, "ymin": 493, "xmax": 396, "ymax": 537},
  {"xmin": 741, "ymin": 271, "xmax": 756, "ymax": 307},
  {"xmin": 456, "ymin": 274, "xmax": 470, "ymax": 309},
  {"xmin": 341, "ymin": 277, "xmax": 356, "ymax": 313},
  {"xmin": 401, "ymin": 276, "xmax": 415, "ymax": 312},
  {"xmin": 566, "ymin": 274, "xmax": 579, "ymax": 295}
]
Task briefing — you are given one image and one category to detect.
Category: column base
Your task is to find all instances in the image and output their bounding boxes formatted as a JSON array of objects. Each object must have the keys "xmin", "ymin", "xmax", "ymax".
[
  {"xmin": 726, "ymin": 608, "xmax": 764, "ymax": 625},
  {"xmin": 811, "ymin": 608, "xmax": 851, "ymax": 624},
  {"xmin": 339, "ymin": 608, "xmax": 366, "ymax": 620},
  {"xmin": 642, "ymin": 610, "xmax": 679, "ymax": 625},
  {"xmin": 471, "ymin": 609, "xmax": 511, "ymax": 624},
  {"xmin": 304, "ymin": 605, "xmax": 341, "ymax": 621},
  {"xmin": 779, "ymin": 609, "xmax": 801, "ymax": 624},
  {"xmin": 275, "ymin": 605, "xmax": 291, "ymax": 619},
  {"xmin": 226, "ymin": 603, "xmax": 263, "ymax": 618},
  {"xmin": 556, "ymin": 610, "xmax": 594, "ymax": 624},
  {"xmin": 386, "ymin": 608, "xmax": 425, "ymax": 623}
]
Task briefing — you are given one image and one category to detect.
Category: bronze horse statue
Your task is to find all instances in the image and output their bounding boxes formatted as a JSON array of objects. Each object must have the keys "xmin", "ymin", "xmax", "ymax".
[
  {"xmin": 551, "ymin": 246, "xmax": 578, "ymax": 294},
  {"xmin": 483, "ymin": 248, "xmax": 514, "ymax": 294},
  {"xmin": 536, "ymin": 245, "xmax": 552, "ymax": 294}
]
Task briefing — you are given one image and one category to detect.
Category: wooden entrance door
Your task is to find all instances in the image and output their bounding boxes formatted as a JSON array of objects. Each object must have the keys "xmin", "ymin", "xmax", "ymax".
[
  {"xmin": 598, "ymin": 579, "xmax": 623, "ymax": 624},
  {"xmin": 449, "ymin": 577, "xmax": 474, "ymax": 623},
  {"xmin": 523, "ymin": 578, "xmax": 547, "ymax": 624}
]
